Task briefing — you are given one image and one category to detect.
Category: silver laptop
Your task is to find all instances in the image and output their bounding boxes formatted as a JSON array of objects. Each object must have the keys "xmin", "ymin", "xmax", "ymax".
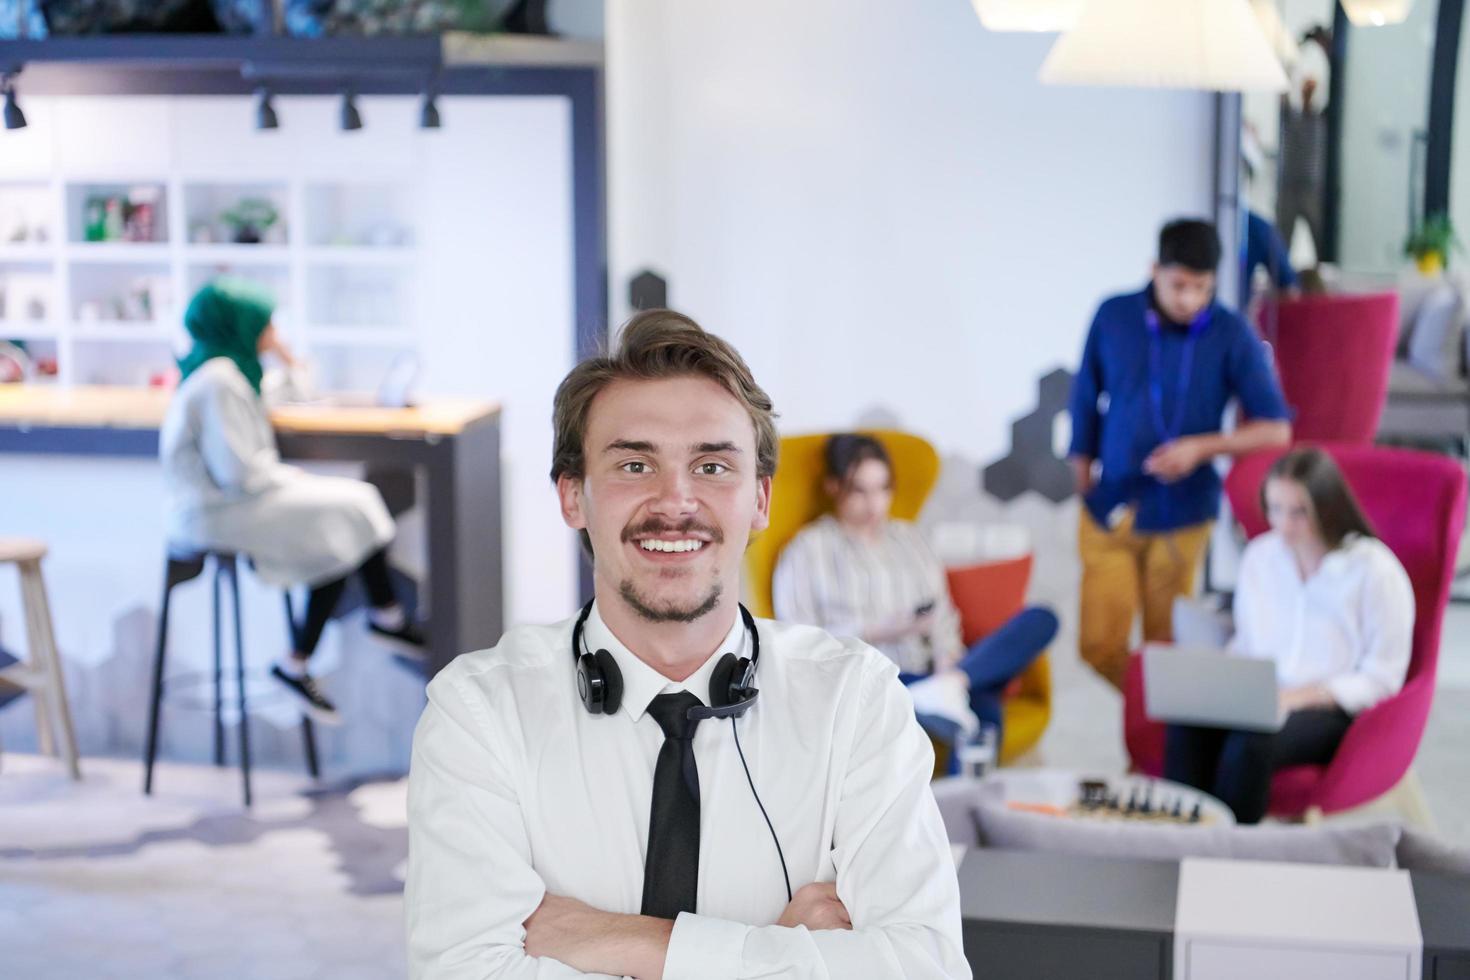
[{"xmin": 1143, "ymin": 644, "xmax": 1285, "ymax": 733}]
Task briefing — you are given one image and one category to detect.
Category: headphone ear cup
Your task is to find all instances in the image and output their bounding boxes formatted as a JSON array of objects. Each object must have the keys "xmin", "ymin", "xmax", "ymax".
[
  {"xmin": 576, "ymin": 652, "xmax": 603, "ymax": 713},
  {"xmin": 594, "ymin": 649, "xmax": 623, "ymax": 715},
  {"xmin": 709, "ymin": 653, "xmax": 739, "ymax": 708}
]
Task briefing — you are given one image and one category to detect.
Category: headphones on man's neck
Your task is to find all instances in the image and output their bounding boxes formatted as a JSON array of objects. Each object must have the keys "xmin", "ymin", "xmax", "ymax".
[{"xmin": 570, "ymin": 601, "xmax": 762, "ymax": 721}]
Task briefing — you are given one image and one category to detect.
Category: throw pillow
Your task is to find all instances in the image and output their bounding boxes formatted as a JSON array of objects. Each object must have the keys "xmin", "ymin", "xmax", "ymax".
[{"xmin": 1406, "ymin": 282, "xmax": 1465, "ymax": 382}]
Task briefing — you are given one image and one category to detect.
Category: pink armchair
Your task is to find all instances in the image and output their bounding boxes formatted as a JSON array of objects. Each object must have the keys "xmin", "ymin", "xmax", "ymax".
[
  {"xmin": 1123, "ymin": 443, "xmax": 1466, "ymax": 818},
  {"xmin": 1257, "ymin": 293, "xmax": 1399, "ymax": 444}
]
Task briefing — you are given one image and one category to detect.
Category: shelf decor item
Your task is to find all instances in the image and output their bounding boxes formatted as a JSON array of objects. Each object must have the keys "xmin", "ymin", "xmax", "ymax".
[
  {"xmin": 220, "ymin": 197, "xmax": 279, "ymax": 245},
  {"xmin": 40, "ymin": 0, "xmax": 227, "ymax": 34},
  {"xmin": 283, "ymin": 0, "xmax": 516, "ymax": 36},
  {"xmin": 1404, "ymin": 212, "xmax": 1459, "ymax": 276}
]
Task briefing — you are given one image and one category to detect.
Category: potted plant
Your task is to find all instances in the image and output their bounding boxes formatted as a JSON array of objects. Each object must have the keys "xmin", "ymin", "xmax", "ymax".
[
  {"xmin": 220, "ymin": 198, "xmax": 280, "ymax": 245},
  {"xmin": 1404, "ymin": 212, "xmax": 1459, "ymax": 276}
]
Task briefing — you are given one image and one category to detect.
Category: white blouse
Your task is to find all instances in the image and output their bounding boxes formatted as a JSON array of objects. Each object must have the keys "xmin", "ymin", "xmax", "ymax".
[{"xmin": 1230, "ymin": 530, "xmax": 1416, "ymax": 715}]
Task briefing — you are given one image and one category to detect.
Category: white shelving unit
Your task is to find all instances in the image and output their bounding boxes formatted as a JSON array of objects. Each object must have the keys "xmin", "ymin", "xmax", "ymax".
[{"xmin": 0, "ymin": 176, "xmax": 417, "ymax": 387}]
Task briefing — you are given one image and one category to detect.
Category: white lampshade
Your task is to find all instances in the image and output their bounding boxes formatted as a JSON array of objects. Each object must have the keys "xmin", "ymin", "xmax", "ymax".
[
  {"xmin": 1340, "ymin": 0, "xmax": 1413, "ymax": 27},
  {"xmin": 1251, "ymin": 0, "xmax": 1300, "ymax": 66},
  {"xmin": 970, "ymin": 0, "xmax": 1084, "ymax": 32},
  {"xmin": 1040, "ymin": 0, "xmax": 1289, "ymax": 92}
]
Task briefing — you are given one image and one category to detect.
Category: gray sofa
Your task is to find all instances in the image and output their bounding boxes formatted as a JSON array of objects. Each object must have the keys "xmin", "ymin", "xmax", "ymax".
[
  {"xmin": 933, "ymin": 777, "xmax": 1470, "ymax": 878},
  {"xmin": 1379, "ymin": 274, "xmax": 1470, "ymax": 450}
]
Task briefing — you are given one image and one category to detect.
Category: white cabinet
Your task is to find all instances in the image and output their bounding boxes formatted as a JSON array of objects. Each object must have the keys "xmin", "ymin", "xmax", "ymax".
[{"xmin": 1174, "ymin": 858, "xmax": 1422, "ymax": 980}]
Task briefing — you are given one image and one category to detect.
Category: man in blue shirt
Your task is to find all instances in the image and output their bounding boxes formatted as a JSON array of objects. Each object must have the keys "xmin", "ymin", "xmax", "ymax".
[
  {"xmin": 1068, "ymin": 219, "xmax": 1292, "ymax": 691},
  {"xmin": 1240, "ymin": 208, "xmax": 1299, "ymax": 312}
]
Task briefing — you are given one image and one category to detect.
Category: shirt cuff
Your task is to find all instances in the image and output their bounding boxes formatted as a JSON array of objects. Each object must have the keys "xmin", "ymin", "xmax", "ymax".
[
  {"xmin": 662, "ymin": 912, "xmax": 749, "ymax": 980},
  {"xmin": 1324, "ymin": 673, "xmax": 1375, "ymax": 715}
]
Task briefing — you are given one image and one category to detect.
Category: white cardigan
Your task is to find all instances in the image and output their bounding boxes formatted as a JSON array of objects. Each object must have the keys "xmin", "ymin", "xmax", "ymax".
[
  {"xmin": 159, "ymin": 357, "xmax": 394, "ymax": 587},
  {"xmin": 1231, "ymin": 530, "xmax": 1416, "ymax": 715}
]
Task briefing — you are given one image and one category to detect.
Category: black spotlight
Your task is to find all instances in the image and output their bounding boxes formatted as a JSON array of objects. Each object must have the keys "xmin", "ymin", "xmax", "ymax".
[
  {"xmin": 2, "ymin": 75, "xmax": 25, "ymax": 131},
  {"xmin": 254, "ymin": 87, "xmax": 278, "ymax": 131},
  {"xmin": 339, "ymin": 90, "xmax": 363, "ymax": 131},
  {"xmin": 419, "ymin": 93, "xmax": 441, "ymax": 130}
]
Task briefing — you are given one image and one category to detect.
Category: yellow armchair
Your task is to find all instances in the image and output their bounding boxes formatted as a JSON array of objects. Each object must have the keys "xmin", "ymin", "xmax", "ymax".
[{"xmin": 746, "ymin": 430, "xmax": 1051, "ymax": 767}]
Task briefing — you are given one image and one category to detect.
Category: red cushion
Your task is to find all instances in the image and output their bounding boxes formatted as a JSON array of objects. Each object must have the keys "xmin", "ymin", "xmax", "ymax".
[{"xmin": 946, "ymin": 554, "xmax": 1032, "ymax": 647}]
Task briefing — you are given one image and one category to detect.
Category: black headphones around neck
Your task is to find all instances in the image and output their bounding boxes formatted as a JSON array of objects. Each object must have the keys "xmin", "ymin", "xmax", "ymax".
[{"xmin": 570, "ymin": 600, "xmax": 762, "ymax": 721}]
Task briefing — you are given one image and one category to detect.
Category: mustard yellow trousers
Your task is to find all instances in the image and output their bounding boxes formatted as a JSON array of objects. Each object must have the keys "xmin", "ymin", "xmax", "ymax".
[{"xmin": 1077, "ymin": 507, "xmax": 1212, "ymax": 691}]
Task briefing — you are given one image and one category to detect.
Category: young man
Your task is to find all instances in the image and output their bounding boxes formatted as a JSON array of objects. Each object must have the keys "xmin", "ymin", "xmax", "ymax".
[
  {"xmin": 1068, "ymin": 219, "xmax": 1292, "ymax": 692},
  {"xmin": 407, "ymin": 310, "xmax": 969, "ymax": 979}
]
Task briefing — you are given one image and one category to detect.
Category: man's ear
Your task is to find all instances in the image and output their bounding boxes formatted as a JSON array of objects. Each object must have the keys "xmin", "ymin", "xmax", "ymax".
[
  {"xmin": 557, "ymin": 473, "xmax": 588, "ymax": 531},
  {"xmin": 751, "ymin": 475, "xmax": 772, "ymax": 533}
]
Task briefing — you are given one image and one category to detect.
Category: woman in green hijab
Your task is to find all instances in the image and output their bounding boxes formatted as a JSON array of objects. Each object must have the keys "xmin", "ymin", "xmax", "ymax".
[{"xmin": 161, "ymin": 279, "xmax": 423, "ymax": 725}]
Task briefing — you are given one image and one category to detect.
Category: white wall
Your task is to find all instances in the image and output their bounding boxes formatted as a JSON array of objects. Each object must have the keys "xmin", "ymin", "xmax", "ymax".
[
  {"xmin": 0, "ymin": 93, "xmax": 577, "ymax": 655},
  {"xmin": 607, "ymin": 0, "xmax": 1215, "ymax": 465}
]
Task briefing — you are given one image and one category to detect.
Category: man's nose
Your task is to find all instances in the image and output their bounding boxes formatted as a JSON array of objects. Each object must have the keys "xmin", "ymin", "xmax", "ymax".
[{"xmin": 648, "ymin": 468, "xmax": 697, "ymax": 516}]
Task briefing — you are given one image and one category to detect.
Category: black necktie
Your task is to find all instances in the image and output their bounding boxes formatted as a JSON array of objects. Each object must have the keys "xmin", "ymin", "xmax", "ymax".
[{"xmin": 641, "ymin": 691, "xmax": 704, "ymax": 919}]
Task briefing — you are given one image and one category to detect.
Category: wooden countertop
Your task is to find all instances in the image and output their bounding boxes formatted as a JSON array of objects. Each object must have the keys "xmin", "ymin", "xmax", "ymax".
[{"xmin": 0, "ymin": 385, "xmax": 499, "ymax": 438}]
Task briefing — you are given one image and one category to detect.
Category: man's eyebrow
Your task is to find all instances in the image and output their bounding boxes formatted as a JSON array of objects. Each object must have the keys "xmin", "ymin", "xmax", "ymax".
[
  {"xmin": 603, "ymin": 439, "xmax": 657, "ymax": 454},
  {"xmin": 693, "ymin": 442, "xmax": 741, "ymax": 454}
]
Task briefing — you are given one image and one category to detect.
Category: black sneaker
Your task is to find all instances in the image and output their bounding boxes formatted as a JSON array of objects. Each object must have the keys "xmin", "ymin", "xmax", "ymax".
[
  {"xmin": 368, "ymin": 620, "xmax": 428, "ymax": 661},
  {"xmin": 269, "ymin": 665, "xmax": 342, "ymax": 726}
]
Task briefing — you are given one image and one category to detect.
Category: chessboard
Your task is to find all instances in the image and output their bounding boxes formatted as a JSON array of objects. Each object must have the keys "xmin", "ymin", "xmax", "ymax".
[{"xmin": 1004, "ymin": 777, "xmax": 1223, "ymax": 826}]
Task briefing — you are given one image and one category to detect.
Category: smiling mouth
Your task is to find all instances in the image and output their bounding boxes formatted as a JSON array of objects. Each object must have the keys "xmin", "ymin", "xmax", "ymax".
[{"xmin": 636, "ymin": 539, "xmax": 707, "ymax": 554}]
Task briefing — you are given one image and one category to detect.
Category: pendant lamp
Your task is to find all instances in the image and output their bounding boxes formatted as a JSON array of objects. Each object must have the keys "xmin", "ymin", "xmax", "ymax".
[
  {"xmin": 1040, "ymin": 0, "xmax": 1289, "ymax": 92},
  {"xmin": 1340, "ymin": 0, "xmax": 1413, "ymax": 27},
  {"xmin": 970, "ymin": 0, "xmax": 1083, "ymax": 32}
]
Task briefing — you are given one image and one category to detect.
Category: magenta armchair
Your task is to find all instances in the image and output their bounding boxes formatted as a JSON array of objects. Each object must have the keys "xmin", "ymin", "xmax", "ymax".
[
  {"xmin": 1122, "ymin": 443, "xmax": 1467, "ymax": 818},
  {"xmin": 1257, "ymin": 293, "xmax": 1399, "ymax": 444}
]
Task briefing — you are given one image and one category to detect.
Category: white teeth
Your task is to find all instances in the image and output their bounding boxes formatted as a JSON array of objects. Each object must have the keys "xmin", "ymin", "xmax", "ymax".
[{"xmin": 639, "ymin": 539, "xmax": 705, "ymax": 553}]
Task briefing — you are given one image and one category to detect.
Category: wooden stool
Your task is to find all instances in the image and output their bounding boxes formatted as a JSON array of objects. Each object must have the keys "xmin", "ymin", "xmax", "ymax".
[
  {"xmin": 0, "ymin": 538, "xmax": 81, "ymax": 780},
  {"xmin": 144, "ymin": 549, "xmax": 319, "ymax": 807}
]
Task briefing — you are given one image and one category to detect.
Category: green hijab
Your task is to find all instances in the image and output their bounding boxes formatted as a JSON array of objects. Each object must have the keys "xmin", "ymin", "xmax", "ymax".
[{"xmin": 177, "ymin": 278, "xmax": 276, "ymax": 394}]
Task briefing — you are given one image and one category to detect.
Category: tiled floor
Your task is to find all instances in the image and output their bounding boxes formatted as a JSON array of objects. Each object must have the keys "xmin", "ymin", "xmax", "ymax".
[{"xmin": 1, "ymin": 756, "xmax": 407, "ymax": 980}]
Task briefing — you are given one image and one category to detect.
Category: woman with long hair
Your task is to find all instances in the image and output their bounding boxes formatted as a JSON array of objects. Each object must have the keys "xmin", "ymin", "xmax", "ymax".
[
  {"xmin": 1165, "ymin": 446, "xmax": 1414, "ymax": 823},
  {"xmin": 773, "ymin": 433, "xmax": 1057, "ymax": 763}
]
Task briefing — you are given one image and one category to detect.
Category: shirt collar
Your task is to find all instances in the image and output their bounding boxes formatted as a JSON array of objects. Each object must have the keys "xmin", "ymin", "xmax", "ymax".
[
  {"xmin": 1142, "ymin": 283, "xmax": 1218, "ymax": 331},
  {"xmin": 582, "ymin": 601, "xmax": 746, "ymax": 723}
]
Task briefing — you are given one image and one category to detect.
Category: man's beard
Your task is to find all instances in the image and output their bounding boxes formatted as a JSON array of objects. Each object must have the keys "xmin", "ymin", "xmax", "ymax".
[{"xmin": 619, "ymin": 579, "xmax": 723, "ymax": 624}]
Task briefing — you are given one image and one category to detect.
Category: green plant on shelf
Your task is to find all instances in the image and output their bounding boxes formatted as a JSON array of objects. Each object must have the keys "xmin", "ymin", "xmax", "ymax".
[
  {"xmin": 1404, "ymin": 212, "xmax": 1460, "ymax": 275},
  {"xmin": 220, "ymin": 198, "xmax": 280, "ymax": 245}
]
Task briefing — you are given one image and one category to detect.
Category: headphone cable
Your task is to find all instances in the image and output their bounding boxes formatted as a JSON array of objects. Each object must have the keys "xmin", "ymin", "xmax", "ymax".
[{"xmin": 730, "ymin": 716, "xmax": 792, "ymax": 903}]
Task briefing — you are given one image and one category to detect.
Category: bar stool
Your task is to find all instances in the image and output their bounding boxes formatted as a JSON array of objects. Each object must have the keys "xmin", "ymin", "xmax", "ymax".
[
  {"xmin": 144, "ymin": 549, "xmax": 319, "ymax": 807},
  {"xmin": 0, "ymin": 538, "xmax": 81, "ymax": 780}
]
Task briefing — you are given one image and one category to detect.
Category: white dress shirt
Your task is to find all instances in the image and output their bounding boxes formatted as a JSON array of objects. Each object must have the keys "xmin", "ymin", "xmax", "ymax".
[
  {"xmin": 1230, "ymin": 531, "xmax": 1415, "ymax": 715},
  {"xmin": 406, "ymin": 603, "xmax": 970, "ymax": 980},
  {"xmin": 772, "ymin": 516, "xmax": 966, "ymax": 674}
]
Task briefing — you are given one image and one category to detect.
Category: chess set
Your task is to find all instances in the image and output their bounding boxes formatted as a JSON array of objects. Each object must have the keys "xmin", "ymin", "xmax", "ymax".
[{"xmin": 1005, "ymin": 778, "xmax": 1218, "ymax": 826}]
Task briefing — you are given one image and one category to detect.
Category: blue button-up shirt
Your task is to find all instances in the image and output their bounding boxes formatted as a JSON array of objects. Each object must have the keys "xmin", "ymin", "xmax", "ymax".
[{"xmin": 1068, "ymin": 285, "xmax": 1290, "ymax": 532}]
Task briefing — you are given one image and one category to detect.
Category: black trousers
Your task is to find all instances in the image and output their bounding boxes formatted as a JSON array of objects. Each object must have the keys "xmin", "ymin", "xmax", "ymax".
[
  {"xmin": 296, "ymin": 548, "xmax": 398, "ymax": 658},
  {"xmin": 1164, "ymin": 707, "xmax": 1352, "ymax": 824}
]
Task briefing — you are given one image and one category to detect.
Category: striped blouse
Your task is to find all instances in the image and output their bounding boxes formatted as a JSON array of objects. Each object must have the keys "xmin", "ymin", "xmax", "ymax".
[{"xmin": 771, "ymin": 514, "xmax": 964, "ymax": 675}]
